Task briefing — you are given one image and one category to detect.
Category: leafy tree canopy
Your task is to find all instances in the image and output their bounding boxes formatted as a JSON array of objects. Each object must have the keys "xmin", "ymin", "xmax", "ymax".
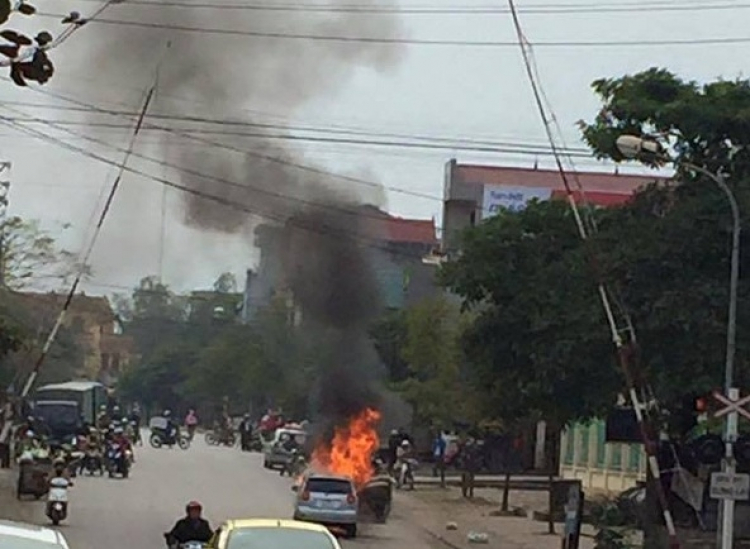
[{"xmin": 442, "ymin": 69, "xmax": 750, "ymax": 431}]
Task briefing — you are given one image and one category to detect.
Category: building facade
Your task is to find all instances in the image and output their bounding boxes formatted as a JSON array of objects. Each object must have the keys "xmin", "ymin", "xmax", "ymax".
[
  {"xmin": 242, "ymin": 206, "xmax": 440, "ymax": 322},
  {"xmin": 11, "ymin": 291, "xmax": 134, "ymax": 385},
  {"xmin": 442, "ymin": 159, "xmax": 664, "ymax": 253}
]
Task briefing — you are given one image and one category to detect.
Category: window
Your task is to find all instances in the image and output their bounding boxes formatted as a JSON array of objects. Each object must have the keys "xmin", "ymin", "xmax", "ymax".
[
  {"xmin": 227, "ymin": 527, "xmax": 335, "ymax": 549},
  {"xmin": 305, "ymin": 478, "xmax": 352, "ymax": 495}
]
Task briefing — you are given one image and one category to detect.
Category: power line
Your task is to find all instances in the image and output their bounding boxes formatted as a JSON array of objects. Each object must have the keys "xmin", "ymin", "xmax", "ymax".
[
  {"xmin": 0, "ymin": 116, "xmax": 596, "ymax": 158},
  {"xmin": 0, "ymin": 116, "xmax": 442, "ymax": 262},
  {"xmin": 0, "ymin": 100, "xmax": 591, "ymax": 154},
  {"xmin": 69, "ymin": 0, "xmax": 750, "ymax": 15},
  {"xmin": 34, "ymin": 12, "xmax": 750, "ymax": 47},
  {"xmin": 2, "ymin": 82, "xmax": 443, "ymax": 204}
]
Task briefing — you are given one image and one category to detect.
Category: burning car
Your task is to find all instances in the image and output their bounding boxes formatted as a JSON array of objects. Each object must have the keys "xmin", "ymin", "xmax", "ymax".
[{"xmin": 301, "ymin": 408, "xmax": 393, "ymax": 525}]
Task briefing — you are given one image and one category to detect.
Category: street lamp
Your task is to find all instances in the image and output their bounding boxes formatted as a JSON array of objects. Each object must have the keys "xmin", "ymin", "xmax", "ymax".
[{"xmin": 616, "ymin": 134, "xmax": 741, "ymax": 549}]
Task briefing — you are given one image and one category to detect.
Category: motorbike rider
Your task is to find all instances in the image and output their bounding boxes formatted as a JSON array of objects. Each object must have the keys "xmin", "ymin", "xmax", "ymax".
[
  {"xmin": 164, "ymin": 410, "xmax": 179, "ymax": 445},
  {"xmin": 129, "ymin": 406, "xmax": 142, "ymax": 446},
  {"xmin": 166, "ymin": 501, "xmax": 214, "ymax": 546},
  {"xmin": 395, "ymin": 439, "xmax": 415, "ymax": 481},
  {"xmin": 96, "ymin": 405, "xmax": 110, "ymax": 431},
  {"xmin": 109, "ymin": 426, "xmax": 132, "ymax": 469}
]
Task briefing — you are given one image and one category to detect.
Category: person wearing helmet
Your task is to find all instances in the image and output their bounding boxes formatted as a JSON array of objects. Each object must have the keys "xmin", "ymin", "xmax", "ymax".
[
  {"xmin": 163, "ymin": 410, "xmax": 179, "ymax": 446},
  {"xmin": 166, "ymin": 501, "xmax": 213, "ymax": 546},
  {"xmin": 96, "ymin": 405, "xmax": 110, "ymax": 431}
]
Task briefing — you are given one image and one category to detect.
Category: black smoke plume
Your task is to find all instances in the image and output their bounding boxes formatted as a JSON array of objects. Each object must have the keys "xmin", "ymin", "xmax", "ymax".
[{"xmin": 75, "ymin": 1, "xmax": 403, "ymax": 429}]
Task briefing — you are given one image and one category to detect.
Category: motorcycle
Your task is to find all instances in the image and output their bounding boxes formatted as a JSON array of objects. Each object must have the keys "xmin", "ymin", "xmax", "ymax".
[
  {"xmin": 106, "ymin": 442, "xmax": 130, "ymax": 478},
  {"xmin": 394, "ymin": 458, "xmax": 417, "ymax": 490},
  {"xmin": 150, "ymin": 426, "xmax": 190, "ymax": 450},
  {"xmin": 163, "ymin": 533, "xmax": 208, "ymax": 549},
  {"xmin": 280, "ymin": 449, "xmax": 307, "ymax": 477},
  {"xmin": 204, "ymin": 429, "xmax": 236, "ymax": 447},
  {"xmin": 81, "ymin": 449, "xmax": 104, "ymax": 476},
  {"xmin": 46, "ymin": 475, "xmax": 71, "ymax": 526}
]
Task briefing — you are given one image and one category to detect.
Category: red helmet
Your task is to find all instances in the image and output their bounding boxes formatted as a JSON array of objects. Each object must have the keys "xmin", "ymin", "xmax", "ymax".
[{"xmin": 186, "ymin": 501, "xmax": 202, "ymax": 513}]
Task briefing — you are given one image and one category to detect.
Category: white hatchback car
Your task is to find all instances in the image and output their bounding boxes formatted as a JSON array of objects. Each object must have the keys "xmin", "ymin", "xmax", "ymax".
[{"xmin": 0, "ymin": 519, "xmax": 70, "ymax": 549}]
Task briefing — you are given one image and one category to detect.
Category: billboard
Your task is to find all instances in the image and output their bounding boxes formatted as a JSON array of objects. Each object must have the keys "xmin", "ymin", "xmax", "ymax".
[{"xmin": 482, "ymin": 185, "xmax": 553, "ymax": 217}]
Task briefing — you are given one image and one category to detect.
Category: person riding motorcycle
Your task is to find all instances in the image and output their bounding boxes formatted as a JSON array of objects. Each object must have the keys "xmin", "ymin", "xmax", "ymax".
[
  {"xmin": 108, "ymin": 427, "xmax": 132, "ymax": 470},
  {"xmin": 395, "ymin": 440, "xmax": 415, "ymax": 484},
  {"xmin": 96, "ymin": 406, "xmax": 110, "ymax": 431},
  {"xmin": 163, "ymin": 410, "xmax": 179, "ymax": 445},
  {"xmin": 166, "ymin": 501, "xmax": 213, "ymax": 546}
]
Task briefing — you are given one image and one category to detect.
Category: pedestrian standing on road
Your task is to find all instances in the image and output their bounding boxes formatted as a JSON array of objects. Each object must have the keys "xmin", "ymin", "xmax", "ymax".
[
  {"xmin": 432, "ymin": 431, "xmax": 447, "ymax": 488},
  {"xmin": 387, "ymin": 430, "xmax": 400, "ymax": 474},
  {"xmin": 185, "ymin": 410, "xmax": 198, "ymax": 441},
  {"xmin": 460, "ymin": 438, "xmax": 480, "ymax": 499}
]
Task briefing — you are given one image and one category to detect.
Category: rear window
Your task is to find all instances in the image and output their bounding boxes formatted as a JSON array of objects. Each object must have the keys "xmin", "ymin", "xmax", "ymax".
[
  {"xmin": 306, "ymin": 478, "xmax": 352, "ymax": 494},
  {"xmin": 35, "ymin": 404, "xmax": 79, "ymax": 426},
  {"xmin": 227, "ymin": 527, "xmax": 336, "ymax": 549}
]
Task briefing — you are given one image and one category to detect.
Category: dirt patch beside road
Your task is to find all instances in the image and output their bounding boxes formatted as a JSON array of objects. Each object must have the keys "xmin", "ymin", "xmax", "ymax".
[{"xmin": 396, "ymin": 486, "xmax": 595, "ymax": 549}]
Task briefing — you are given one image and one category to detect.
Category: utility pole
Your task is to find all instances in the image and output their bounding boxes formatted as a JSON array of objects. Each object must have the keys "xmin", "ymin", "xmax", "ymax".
[{"xmin": 0, "ymin": 162, "xmax": 12, "ymax": 288}]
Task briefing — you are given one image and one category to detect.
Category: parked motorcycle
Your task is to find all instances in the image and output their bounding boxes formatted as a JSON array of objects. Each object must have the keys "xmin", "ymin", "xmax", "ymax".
[
  {"xmin": 106, "ymin": 442, "xmax": 130, "ymax": 478},
  {"xmin": 46, "ymin": 475, "xmax": 71, "ymax": 525},
  {"xmin": 204, "ymin": 429, "xmax": 237, "ymax": 447},
  {"xmin": 150, "ymin": 427, "xmax": 190, "ymax": 450},
  {"xmin": 394, "ymin": 458, "xmax": 417, "ymax": 490}
]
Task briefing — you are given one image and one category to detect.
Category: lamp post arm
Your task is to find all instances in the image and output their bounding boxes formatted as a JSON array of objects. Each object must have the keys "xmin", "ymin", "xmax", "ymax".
[{"xmin": 679, "ymin": 161, "xmax": 740, "ymax": 391}]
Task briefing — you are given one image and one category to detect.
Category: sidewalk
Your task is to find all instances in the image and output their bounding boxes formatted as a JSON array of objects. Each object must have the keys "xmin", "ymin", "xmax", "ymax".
[{"xmin": 396, "ymin": 485, "xmax": 594, "ymax": 549}]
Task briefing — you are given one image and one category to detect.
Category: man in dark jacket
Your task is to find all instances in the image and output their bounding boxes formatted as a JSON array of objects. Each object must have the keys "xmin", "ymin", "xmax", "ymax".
[{"xmin": 166, "ymin": 501, "xmax": 213, "ymax": 545}]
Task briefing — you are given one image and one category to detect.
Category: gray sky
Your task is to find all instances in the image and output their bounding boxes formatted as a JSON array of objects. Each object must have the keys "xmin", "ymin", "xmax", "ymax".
[{"xmin": 1, "ymin": 0, "xmax": 747, "ymax": 295}]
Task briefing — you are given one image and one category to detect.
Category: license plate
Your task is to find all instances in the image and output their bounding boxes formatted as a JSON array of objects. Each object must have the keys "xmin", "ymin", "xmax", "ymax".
[{"xmin": 317, "ymin": 500, "xmax": 339, "ymax": 509}]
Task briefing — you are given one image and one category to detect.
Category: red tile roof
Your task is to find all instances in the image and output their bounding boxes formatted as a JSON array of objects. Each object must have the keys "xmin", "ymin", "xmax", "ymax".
[
  {"xmin": 359, "ymin": 205, "xmax": 437, "ymax": 245},
  {"xmin": 455, "ymin": 163, "xmax": 667, "ymax": 204}
]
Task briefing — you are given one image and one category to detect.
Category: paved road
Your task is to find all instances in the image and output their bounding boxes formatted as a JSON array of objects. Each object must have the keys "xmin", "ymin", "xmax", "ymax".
[{"xmin": 9, "ymin": 436, "xmax": 434, "ymax": 549}]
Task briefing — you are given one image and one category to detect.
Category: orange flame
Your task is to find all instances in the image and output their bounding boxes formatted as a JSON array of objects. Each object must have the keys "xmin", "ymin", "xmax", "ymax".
[{"xmin": 312, "ymin": 408, "xmax": 381, "ymax": 489}]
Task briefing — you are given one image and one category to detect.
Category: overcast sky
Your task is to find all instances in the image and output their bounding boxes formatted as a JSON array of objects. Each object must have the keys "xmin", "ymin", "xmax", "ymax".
[{"xmin": 1, "ymin": 0, "xmax": 746, "ymax": 295}]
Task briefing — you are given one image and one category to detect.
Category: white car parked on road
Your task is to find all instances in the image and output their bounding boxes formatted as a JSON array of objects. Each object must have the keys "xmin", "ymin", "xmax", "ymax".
[{"xmin": 0, "ymin": 519, "xmax": 71, "ymax": 549}]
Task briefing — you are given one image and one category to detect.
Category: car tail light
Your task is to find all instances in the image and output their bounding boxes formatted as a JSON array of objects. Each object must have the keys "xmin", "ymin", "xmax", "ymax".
[
  {"xmin": 301, "ymin": 491, "xmax": 310, "ymax": 501},
  {"xmin": 347, "ymin": 493, "xmax": 356, "ymax": 504}
]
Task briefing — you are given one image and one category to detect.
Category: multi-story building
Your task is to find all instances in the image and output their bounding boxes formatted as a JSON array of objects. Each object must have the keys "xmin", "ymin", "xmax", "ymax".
[
  {"xmin": 441, "ymin": 159, "xmax": 668, "ymax": 491},
  {"xmin": 10, "ymin": 291, "xmax": 135, "ymax": 386},
  {"xmin": 241, "ymin": 206, "xmax": 439, "ymax": 322}
]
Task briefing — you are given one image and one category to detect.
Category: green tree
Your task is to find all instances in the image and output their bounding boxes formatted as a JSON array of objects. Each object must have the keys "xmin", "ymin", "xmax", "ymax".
[
  {"xmin": 580, "ymin": 68, "xmax": 750, "ymax": 404},
  {"xmin": 0, "ymin": 216, "xmax": 90, "ymax": 289},
  {"xmin": 395, "ymin": 297, "xmax": 479, "ymax": 427},
  {"xmin": 440, "ymin": 200, "xmax": 616, "ymax": 427},
  {"xmin": 369, "ymin": 308, "xmax": 410, "ymax": 382}
]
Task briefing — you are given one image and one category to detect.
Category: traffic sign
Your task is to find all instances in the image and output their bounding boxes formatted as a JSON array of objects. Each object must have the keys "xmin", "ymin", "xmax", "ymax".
[
  {"xmin": 712, "ymin": 391, "xmax": 750, "ymax": 421},
  {"xmin": 710, "ymin": 472, "xmax": 750, "ymax": 500}
]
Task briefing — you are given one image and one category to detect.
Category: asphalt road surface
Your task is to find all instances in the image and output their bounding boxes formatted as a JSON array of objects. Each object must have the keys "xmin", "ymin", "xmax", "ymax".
[{"xmin": 38, "ymin": 436, "xmax": 433, "ymax": 549}]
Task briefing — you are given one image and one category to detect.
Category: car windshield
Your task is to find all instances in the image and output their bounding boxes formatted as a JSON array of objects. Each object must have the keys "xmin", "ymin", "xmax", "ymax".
[
  {"xmin": 0, "ymin": 536, "xmax": 61, "ymax": 549},
  {"xmin": 306, "ymin": 478, "xmax": 352, "ymax": 494},
  {"xmin": 227, "ymin": 527, "xmax": 336, "ymax": 549}
]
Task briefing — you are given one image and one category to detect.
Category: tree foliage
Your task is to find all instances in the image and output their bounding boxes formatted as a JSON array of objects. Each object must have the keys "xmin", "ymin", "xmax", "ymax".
[
  {"xmin": 441, "ymin": 69, "xmax": 750, "ymax": 431},
  {"xmin": 1, "ymin": 216, "xmax": 89, "ymax": 289},
  {"xmin": 0, "ymin": 1, "xmax": 93, "ymax": 86}
]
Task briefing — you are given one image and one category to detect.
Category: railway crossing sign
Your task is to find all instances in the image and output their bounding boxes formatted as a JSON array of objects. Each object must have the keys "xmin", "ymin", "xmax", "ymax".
[{"xmin": 713, "ymin": 391, "xmax": 750, "ymax": 421}]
